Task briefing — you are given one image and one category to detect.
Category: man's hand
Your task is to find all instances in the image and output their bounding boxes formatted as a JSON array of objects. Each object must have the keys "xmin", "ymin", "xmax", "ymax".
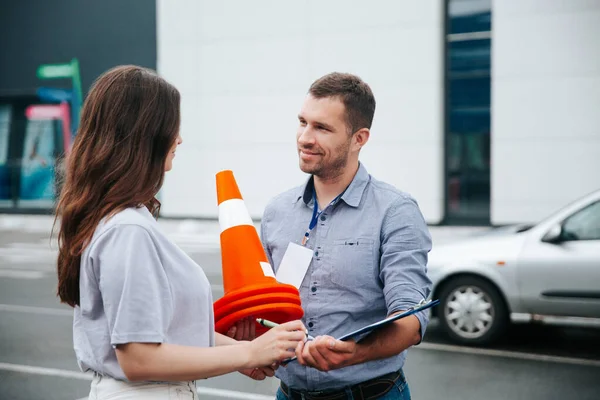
[
  {"xmin": 295, "ymin": 336, "xmax": 358, "ymax": 372},
  {"xmin": 226, "ymin": 317, "xmax": 256, "ymax": 341},
  {"xmin": 239, "ymin": 363, "xmax": 278, "ymax": 381}
]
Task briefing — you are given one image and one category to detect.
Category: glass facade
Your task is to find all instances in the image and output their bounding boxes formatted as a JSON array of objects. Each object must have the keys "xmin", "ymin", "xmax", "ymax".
[
  {"xmin": 0, "ymin": 105, "xmax": 11, "ymax": 205},
  {"xmin": 445, "ymin": 0, "xmax": 492, "ymax": 224},
  {"xmin": 0, "ymin": 96, "xmax": 66, "ymax": 212}
]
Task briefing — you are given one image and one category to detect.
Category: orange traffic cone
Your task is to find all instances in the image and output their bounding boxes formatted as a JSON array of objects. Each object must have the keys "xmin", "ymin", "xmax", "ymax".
[{"xmin": 213, "ymin": 170, "xmax": 304, "ymax": 335}]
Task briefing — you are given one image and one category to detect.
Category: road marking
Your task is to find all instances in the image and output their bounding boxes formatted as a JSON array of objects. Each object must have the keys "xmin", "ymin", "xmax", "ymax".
[
  {"xmin": 194, "ymin": 387, "xmax": 273, "ymax": 400},
  {"xmin": 0, "ymin": 244, "xmax": 55, "ymax": 253},
  {"xmin": 0, "ymin": 304, "xmax": 72, "ymax": 316},
  {"xmin": 0, "ymin": 241, "xmax": 57, "ymax": 265},
  {"xmin": 2, "ymin": 304, "xmax": 599, "ymax": 369},
  {"xmin": 5, "ymin": 303, "xmax": 597, "ymax": 369},
  {"xmin": 0, "ymin": 363, "xmax": 273, "ymax": 400},
  {"xmin": 0, "ymin": 269, "xmax": 46, "ymax": 279},
  {"xmin": 76, "ymin": 387, "xmax": 273, "ymax": 400},
  {"xmin": 7, "ymin": 242, "xmax": 55, "ymax": 249},
  {"xmin": 418, "ymin": 342, "xmax": 600, "ymax": 367},
  {"xmin": 0, "ymin": 362, "xmax": 91, "ymax": 380}
]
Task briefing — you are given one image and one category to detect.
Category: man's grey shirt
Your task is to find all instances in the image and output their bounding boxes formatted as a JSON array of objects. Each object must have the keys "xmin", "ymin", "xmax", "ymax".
[{"xmin": 261, "ymin": 163, "xmax": 432, "ymax": 391}]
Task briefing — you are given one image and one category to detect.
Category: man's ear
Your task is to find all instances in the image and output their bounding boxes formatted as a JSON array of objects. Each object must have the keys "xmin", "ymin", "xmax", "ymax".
[{"xmin": 353, "ymin": 128, "xmax": 370, "ymax": 152}]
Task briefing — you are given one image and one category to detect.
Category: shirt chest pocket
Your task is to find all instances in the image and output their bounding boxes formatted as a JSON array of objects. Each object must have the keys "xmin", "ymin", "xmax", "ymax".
[{"xmin": 329, "ymin": 238, "xmax": 376, "ymax": 290}]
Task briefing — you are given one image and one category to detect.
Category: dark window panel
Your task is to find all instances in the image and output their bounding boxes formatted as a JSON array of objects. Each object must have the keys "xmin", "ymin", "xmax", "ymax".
[{"xmin": 445, "ymin": 0, "xmax": 492, "ymax": 224}]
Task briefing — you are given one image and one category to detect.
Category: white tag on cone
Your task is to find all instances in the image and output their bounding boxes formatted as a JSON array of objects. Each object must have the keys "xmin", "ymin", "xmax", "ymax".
[{"xmin": 260, "ymin": 262, "xmax": 275, "ymax": 278}]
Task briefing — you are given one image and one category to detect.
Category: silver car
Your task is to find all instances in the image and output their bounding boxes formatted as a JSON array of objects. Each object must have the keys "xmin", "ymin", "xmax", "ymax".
[{"xmin": 428, "ymin": 189, "xmax": 600, "ymax": 345}]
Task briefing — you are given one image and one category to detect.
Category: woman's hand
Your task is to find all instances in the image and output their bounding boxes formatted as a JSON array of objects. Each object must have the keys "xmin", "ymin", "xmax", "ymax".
[
  {"xmin": 243, "ymin": 320, "xmax": 307, "ymax": 368},
  {"xmin": 239, "ymin": 363, "xmax": 278, "ymax": 381}
]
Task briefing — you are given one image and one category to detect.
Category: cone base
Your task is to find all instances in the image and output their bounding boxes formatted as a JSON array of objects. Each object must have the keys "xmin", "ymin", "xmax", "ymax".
[
  {"xmin": 214, "ymin": 303, "xmax": 304, "ymax": 335},
  {"xmin": 214, "ymin": 282, "xmax": 299, "ymax": 310},
  {"xmin": 214, "ymin": 292, "xmax": 301, "ymax": 321}
]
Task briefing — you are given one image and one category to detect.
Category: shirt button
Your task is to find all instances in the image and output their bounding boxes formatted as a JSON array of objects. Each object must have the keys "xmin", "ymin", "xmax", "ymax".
[
  {"xmin": 314, "ymin": 251, "xmax": 319, "ymax": 257},
  {"xmin": 320, "ymin": 215, "xmax": 327, "ymax": 221},
  {"xmin": 311, "ymin": 286, "xmax": 317, "ymax": 292},
  {"xmin": 308, "ymin": 322, "xmax": 314, "ymax": 328}
]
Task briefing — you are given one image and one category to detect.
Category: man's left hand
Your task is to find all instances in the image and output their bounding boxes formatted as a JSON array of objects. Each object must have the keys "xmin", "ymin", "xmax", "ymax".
[
  {"xmin": 295, "ymin": 335, "xmax": 357, "ymax": 371},
  {"xmin": 226, "ymin": 317, "xmax": 256, "ymax": 341}
]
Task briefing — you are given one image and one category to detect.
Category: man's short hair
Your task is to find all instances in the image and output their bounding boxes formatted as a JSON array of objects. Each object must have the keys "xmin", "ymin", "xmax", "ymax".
[{"xmin": 308, "ymin": 72, "xmax": 376, "ymax": 134}]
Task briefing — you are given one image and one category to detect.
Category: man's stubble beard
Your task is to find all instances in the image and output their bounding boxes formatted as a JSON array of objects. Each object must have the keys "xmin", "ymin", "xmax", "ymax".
[{"xmin": 299, "ymin": 138, "xmax": 352, "ymax": 182}]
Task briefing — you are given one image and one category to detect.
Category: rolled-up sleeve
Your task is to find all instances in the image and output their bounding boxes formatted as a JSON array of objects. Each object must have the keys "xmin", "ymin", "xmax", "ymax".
[
  {"xmin": 379, "ymin": 196, "xmax": 433, "ymax": 342},
  {"xmin": 95, "ymin": 224, "xmax": 173, "ymax": 347}
]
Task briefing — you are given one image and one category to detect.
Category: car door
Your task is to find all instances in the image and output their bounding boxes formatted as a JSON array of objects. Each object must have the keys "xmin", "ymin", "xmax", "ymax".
[{"xmin": 517, "ymin": 200, "xmax": 600, "ymax": 318}]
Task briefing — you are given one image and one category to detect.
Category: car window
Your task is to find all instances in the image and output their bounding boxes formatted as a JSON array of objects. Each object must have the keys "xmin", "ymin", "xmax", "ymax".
[{"xmin": 562, "ymin": 201, "xmax": 600, "ymax": 241}]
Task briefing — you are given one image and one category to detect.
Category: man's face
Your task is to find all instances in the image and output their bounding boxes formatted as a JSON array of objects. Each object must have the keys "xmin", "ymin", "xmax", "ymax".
[{"xmin": 296, "ymin": 95, "xmax": 353, "ymax": 180}]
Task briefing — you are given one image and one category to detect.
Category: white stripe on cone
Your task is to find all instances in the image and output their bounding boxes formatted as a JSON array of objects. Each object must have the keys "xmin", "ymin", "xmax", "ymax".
[{"xmin": 218, "ymin": 199, "xmax": 254, "ymax": 233}]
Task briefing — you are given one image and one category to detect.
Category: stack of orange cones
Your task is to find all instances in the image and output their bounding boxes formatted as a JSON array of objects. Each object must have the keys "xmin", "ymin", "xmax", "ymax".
[{"xmin": 213, "ymin": 170, "xmax": 304, "ymax": 335}]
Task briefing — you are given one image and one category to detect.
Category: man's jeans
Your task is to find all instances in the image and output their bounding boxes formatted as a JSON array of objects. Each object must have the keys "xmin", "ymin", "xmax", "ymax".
[{"xmin": 275, "ymin": 378, "xmax": 411, "ymax": 400}]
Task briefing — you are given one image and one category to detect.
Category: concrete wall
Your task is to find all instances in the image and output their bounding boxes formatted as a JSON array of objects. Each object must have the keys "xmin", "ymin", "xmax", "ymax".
[
  {"xmin": 157, "ymin": 0, "xmax": 445, "ymax": 222},
  {"xmin": 492, "ymin": 0, "xmax": 600, "ymax": 224}
]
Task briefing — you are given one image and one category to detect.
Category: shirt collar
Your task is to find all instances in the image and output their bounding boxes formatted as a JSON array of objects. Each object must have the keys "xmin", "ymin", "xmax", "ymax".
[{"xmin": 294, "ymin": 163, "xmax": 370, "ymax": 208}]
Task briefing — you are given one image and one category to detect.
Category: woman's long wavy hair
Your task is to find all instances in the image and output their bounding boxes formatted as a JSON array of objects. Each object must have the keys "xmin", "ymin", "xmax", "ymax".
[{"xmin": 55, "ymin": 65, "xmax": 180, "ymax": 307}]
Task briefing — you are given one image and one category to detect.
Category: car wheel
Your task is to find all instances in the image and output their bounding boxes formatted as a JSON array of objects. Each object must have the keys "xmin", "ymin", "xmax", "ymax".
[{"xmin": 438, "ymin": 276, "xmax": 509, "ymax": 345}]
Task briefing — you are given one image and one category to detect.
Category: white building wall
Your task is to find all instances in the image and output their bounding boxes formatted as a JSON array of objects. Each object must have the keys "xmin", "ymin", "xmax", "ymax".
[
  {"xmin": 157, "ymin": 0, "xmax": 445, "ymax": 223},
  {"xmin": 492, "ymin": 0, "xmax": 600, "ymax": 225}
]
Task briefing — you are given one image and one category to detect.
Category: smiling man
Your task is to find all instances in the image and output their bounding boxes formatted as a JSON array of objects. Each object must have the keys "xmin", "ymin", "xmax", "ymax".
[{"xmin": 260, "ymin": 72, "xmax": 433, "ymax": 399}]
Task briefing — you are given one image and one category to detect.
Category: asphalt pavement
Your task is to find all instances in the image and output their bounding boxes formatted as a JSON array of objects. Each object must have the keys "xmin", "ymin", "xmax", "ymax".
[{"xmin": 0, "ymin": 216, "xmax": 599, "ymax": 400}]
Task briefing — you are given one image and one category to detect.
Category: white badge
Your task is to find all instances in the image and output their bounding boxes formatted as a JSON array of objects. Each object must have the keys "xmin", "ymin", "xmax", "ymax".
[{"xmin": 276, "ymin": 242, "xmax": 314, "ymax": 289}]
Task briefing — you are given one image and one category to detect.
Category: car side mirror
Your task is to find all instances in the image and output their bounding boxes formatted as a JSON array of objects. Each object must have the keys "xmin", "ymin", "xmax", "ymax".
[{"xmin": 542, "ymin": 224, "xmax": 563, "ymax": 244}]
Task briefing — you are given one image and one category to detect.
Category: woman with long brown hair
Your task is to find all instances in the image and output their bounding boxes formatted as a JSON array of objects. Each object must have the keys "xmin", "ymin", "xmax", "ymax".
[{"xmin": 55, "ymin": 65, "xmax": 306, "ymax": 399}]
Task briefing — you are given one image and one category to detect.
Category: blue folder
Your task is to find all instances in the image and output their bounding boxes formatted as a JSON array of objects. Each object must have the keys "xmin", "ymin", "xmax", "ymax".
[{"xmin": 338, "ymin": 298, "xmax": 440, "ymax": 341}]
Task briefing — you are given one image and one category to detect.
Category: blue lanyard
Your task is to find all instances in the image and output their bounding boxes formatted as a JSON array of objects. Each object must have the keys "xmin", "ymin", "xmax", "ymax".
[{"xmin": 302, "ymin": 190, "xmax": 342, "ymax": 246}]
